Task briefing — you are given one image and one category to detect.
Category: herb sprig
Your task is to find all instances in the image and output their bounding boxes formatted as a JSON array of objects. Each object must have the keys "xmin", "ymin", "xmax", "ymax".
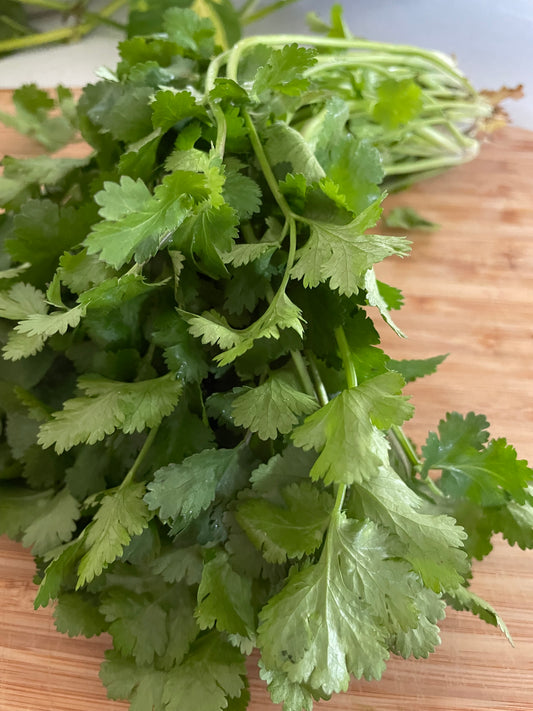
[{"xmin": 0, "ymin": 3, "xmax": 531, "ymax": 711}]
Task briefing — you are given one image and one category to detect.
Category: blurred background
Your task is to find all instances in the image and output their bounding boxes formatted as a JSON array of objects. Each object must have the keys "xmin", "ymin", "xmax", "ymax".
[{"xmin": 0, "ymin": 0, "xmax": 531, "ymax": 128}]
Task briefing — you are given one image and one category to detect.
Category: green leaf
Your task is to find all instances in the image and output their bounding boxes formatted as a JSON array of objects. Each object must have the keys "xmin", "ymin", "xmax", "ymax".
[
  {"xmin": 77, "ymin": 481, "xmax": 152, "ymax": 587},
  {"xmin": 0, "ymin": 155, "xmax": 89, "ymax": 208},
  {"xmin": 388, "ymin": 354, "xmax": 448, "ymax": 383},
  {"xmin": 150, "ymin": 545, "xmax": 204, "ymax": 585},
  {"xmin": 236, "ymin": 481, "xmax": 333, "ymax": 563},
  {"xmin": 151, "ymin": 89, "xmax": 208, "ymax": 132},
  {"xmin": 258, "ymin": 515, "xmax": 390, "ymax": 695},
  {"xmin": 53, "ymin": 592, "xmax": 107, "ymax": 638},
  {"xmin": 145, "ymin": 447, "xmax": 245, "ymax": 529},
  {"xmin": 222, "ymin": 170, "xmax": 262, "ymax": 220},
  {"xmin": 384, "ymin": 206, "xmax": 440, "ymax": 231},
  {"xmin": 0, "ymin": 485, "xmax": 53, "ymax": 539},
  {"xmin": 100, "ymin": 651, "xmax": 167, "ymax": 711},
  {"xmin": 390, "ymin": 586, "xmax": 446, "ymax": 659},
  {"xmin": 291, "ymin": 202, "xmax": 410, "ymax": 296},
  {"xmin": 78, "ymin": 274, "xmax": 161, "ymax": 311},
  {"xmin": 421, "ymin": 412, "xmax": 532, "ymax": 506},
  {"xmin": 38, "ymin": 373, "xmax": 182, "ymax": 454},
  {"xmin": 352, "ymin": 464, "xmax": 468, "ymax": 592},
  {"xmin": 86, "ymin": 174, "xmax": 192, "ymax": 269},
  {"xmin": 232, "ymin": 371, "xmax": 318, "ymax": 441},
  {"xmin": 264, "ymin": 123, "xmax": 325, "ymax": 184},
  {"xmin": 292, "ymin": 373, "xmax": 413, "ymax": 485},
  {"xmin": 8, "ymin": 200, "xmax": 93, "ymax": 287},
  {"xmin": 162, "ymin": 633, "xmax": 247, "ymax": 711},
  {"xmin": 150, "ymin": 310, "xmax": 209, "ymax": 384},
  {"xmin": 254, "ymin": 45, "xmax": 317, "ymax": 97},
  {"xmin": 0, "ymin": 282, "xmax": 47, "ymax": 320},
  {"xmin": 183, "ymin": 291, "xmax": 304, "ymax": 367},
  {"xmin": 446, "ymin": 586, "xmax": 512, "ymax": 644},
  {"xmin": 258, "ymin": 662, "xmax": 315, "ymax": 711},
  {"xmin": 163, "ymin": 7, "xmax": 215, "ymax": 58},
  {"xmin": 34, "ymin": 538, "xmax": 85, "ymax": 608},
  {"xmin": 196, "ymin": 550, "xmax": 255, "ymax": 637},
  {"xmin": 221, "ymin": 238, "xmax": 279, "ymax": 268},
  {"xmin": 175, "ymin": 202, "xmax": 239, "ymax": 279},
  {"xmin": 100, "ymin": 588, "xmax": 168, "ymax": 665},
  {"xmin": 491, "ymin": 485, "xmax": 533, "ymax": 549},
  {"xmin": 58, "ymin": 249, "xmax": 113, "ymax": 294},
  {"xmin": 373, "ymin": 78, "xmax": 423, "ymax": 129},
  {"xmin": 21, "ymin": 487, "xmax": 80, "ymax": 557},
  {"xmin": 364, "ymin": 268, "xmax": 405, "ymax": 336},
  {"xmin": 0, "ymin": 84, "xmax": 77, "ymax": 151},
  {"xmin": 15, "ymin": 304, "xmax": 85, "ymax": 339},
  {"xmin": 320, "ymin": 137, "xmax": 384, "ymax": 215}
]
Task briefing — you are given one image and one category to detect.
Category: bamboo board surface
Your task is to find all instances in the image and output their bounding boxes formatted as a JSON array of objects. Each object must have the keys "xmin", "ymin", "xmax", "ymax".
[{"xmin": 0, "ymin": 88, "xmax": 532, "ymax": 711}]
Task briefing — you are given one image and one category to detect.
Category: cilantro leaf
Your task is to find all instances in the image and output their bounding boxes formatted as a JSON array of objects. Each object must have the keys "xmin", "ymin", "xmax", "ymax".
[
  {"xmin": 372, "ymin": 78, "xmax": 423, "ymax": 130},
  {"xmin": 446, "ymin": 586, "xmax": 512, "ymax": 643},
  {"xmin": 100, "ymin": 588, "xmax": 168, "ymax": 664},
  {"xmin": 196, "ymin": 550, "xmax": 255, "ymax": 637},
  {"xmin": 53, "ymin": 592, "xmax": 107, "ymax": 638},
  {"xmin": 388, "ymin": 354, "xmax": 448, "ymax": 383},
  {"xmin": 183, "ymin": 291, "xmax": 304, "ymax": 366},
  {"xmin": 232, "ymin": 371, "xmax": 318, "ymax": 440},
  {"xmin": 258, "ymin": 515, "xmax": 390, "ymax": 695},
  {"xmin": 351, "ymin": 464, "xmax": 468, "ymax": 591},
  {"xmin": 0, "ymin": 84, "xmax": 77, "ymax": 151},
  {"xmin": 86, "ymin": 174, "xmax": 192, "ymax": 269},
  {"xmin": 292, "ymin": 202, "xmax": 410, "ymax": 296},
  {"xmin": 145, "ymin": 447, "xmax": 246, "ymax": 529},
  {"xmin": 21, "ymin": 487, "xmax": 80, "ymax": 556},
  {"xmin": 292, "ymin": 373, "xmax": 413, "ymax": 485},
  {"xmin": 151, "ymin": 89, "xmax": 208, "ymax": 132},
  {"xmin": 162, "ymin": 633, "xmax": 248, "ymax": 711},
  {"xmin": 236, "ymin": 481, "xmax": 333, "ymax": 563},
  {"xmin": 8, "ymin": 200, "xmax": 93, "ymax": 287},
  {"xmin": 384, "ymin": 206, "xmax": 440, "ymax": 231},
  {"xmin": 163, "ymin": 7, "xmax": 215, "ymax": 58},
  {"xmin": 38, "ymin": 373, "xmax": 182, "ymax": 454},
  {"xmin": 77, "ymin": 481, "xmax": 152, "ymax": 587},
  {"xmin": 422, "ymin": 412, "xmax": 532, "ymax": 506},
  {"xmin": 254, "ymin": 45, "xmax": 317, "ymax": 98}
]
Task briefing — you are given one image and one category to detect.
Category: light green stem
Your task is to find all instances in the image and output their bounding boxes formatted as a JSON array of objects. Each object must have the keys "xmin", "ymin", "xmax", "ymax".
[
  {"xmin": 334, "ymin": 326, "xmax": 357, "ymax": 389},
  {"xmin": 120, "ymin": 425, "xmax": 159, "ymax": 489},
  {"xmin": 0, "ymin": 0, "xmax": 126, "ymax": 53},
  {"xmin": 226, "ymin": 34, "xmax": 473, "ymax": 94},
  {"xmin": 242, "ymin": 109, "xmax": 294, "ymax": 222},
  {"xmin": 242, "ymin": 0, "xmax": 301, "ymax": 25},
  {"xmin": 425, "ymin": 476, "xmax": 445, "ymax": 499},
  {"xmin": 391, "ymin": 424, "xmax": 420, "ymax": 466},
  {"xmin": 290, "ymin": 350, "xmax": 316, "ymax": 400}
]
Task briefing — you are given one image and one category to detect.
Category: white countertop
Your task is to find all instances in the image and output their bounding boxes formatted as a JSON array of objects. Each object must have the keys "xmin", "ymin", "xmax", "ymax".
[{"xmin": 0, "ymin": 0, "xmax": 531, "ymax": 129}]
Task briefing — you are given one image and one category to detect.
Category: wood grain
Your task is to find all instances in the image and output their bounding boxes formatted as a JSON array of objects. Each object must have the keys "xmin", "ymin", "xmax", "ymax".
[{"xmin": 1, "ymin": 88, "xmax": 533, "ymax": 711}]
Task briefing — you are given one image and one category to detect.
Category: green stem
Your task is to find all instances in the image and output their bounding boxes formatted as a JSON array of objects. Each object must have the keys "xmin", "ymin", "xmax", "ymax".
[
  {"xmin": 424, "ymin": 476, "xmax": 445, "ymax": 499},
  {"xmin": 306, "ymin": 352, "xmax": 329, "ymax": 408},
  {"xmin": 211, "ymin": 102, "xmax": 227, "ymax": 158},
  {"xmin": 391, "ymin": 424, "xmax": 419, "ymax": 466},
  {"xmin": 242, "ymin": 109, "xmax": 293, "ymax": 222},
  {"xmin": 334, "ymin": 326, "xmax": 357, "ymax": 389},
  {"xmin": 0, "ymin": 0, "xmax": 126, "ymax": 53},
  {"xmin": 290, "ymin": 350, "xmax": 316, "ymax": 400},
  {"xmin": 242, "ymin": 0, "xmax": 301, "ymax": 25},
  {"xmin": 120, "ymin": 426, "xmax": 159, "ymax": 489},
  {"xmin": 17, "ymin": 0, "xmax": 73, "ymax": 10},
  {"xmin": 383, "ymin": 147, "xmax": 479, "ymax": 176},
  {"xmin": 226, "ymin": 34, "xmax": 473, "ymax": 94}
]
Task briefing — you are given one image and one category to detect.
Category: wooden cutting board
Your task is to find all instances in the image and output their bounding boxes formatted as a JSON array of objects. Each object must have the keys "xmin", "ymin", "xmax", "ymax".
[{"xmin": 1, "ymin": 89, "xmax": 532, "ymax": 711}]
